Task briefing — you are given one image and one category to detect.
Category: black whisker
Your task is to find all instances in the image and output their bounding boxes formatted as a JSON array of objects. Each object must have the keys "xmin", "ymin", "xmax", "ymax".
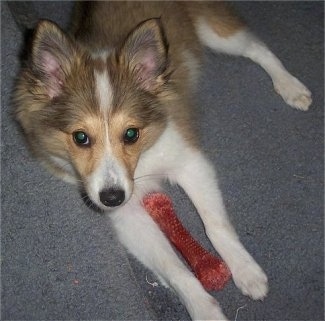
[{"xmin": 79, "ymin": 190, "xmax": 104, "ymax": 214}]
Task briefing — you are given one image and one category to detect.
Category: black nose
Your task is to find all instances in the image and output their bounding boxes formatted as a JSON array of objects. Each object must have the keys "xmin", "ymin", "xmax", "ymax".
[{"xmin": 99, "ymin": 188, "xmax": 125, "ymax": 207}]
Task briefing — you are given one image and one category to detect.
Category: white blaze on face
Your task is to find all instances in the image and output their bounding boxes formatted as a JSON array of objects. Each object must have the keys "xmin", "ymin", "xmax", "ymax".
[
  {"xmin": 94, "ymin": 68, "xmax": 113, "ymax": 115},
  {"xmin": 85, "ymin": 68, "xmax": 131, "ymax": 209}
]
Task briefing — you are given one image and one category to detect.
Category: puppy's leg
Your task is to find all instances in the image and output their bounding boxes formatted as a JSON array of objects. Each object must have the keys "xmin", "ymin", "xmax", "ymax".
[
  {"xmin": 111, "ymin": 200, "xmax": 229, "ymax": 321},
  {"xmin": 193, "ymin": 8, "xmax": 312, "ymax": 110},
  {"xmin": 172, "ymin": 149, "xmax": 268, "ymax": 300}
]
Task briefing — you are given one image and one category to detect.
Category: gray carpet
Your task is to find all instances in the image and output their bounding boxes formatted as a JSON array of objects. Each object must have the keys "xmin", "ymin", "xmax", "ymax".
[{"xmin": 1, "ymin": 2, "xmax": 323, "ymax": 321}]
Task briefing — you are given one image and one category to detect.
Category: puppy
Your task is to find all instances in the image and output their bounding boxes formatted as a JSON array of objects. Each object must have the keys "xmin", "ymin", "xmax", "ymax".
[{"xmin": 14, "ymin": 2, "xmax": 311, "ymax": 320}]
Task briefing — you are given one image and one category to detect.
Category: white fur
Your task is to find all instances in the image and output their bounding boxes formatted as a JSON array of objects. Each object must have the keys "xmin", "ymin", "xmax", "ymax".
[
  {"xmin": 195, "ymin": 18, "xmax": 312, "ymax": 110},
  {"xmin": 243, "ymin": 38, "xmax": 312, "ymax": 110},
  {"xmin": 111, "ymin": 124, "xmax": 230, "ymax": 320},
  {"xmin": 173, "ymin": 150, "xmax": 268, "ymax": 300},
  {"xmin": 94, "ymin": 69, "xmax": 113, "ymax": 114},
  {"xmin": 91, "ymin": 49, "xmax": 110, "ymax": 61},
  {"xmin": 86, "ymin": 151, "xmax": 131, "ymax": 210},
  {"xmin": 195, "ymin": 19, "xmax": 255, "ymax": 56},
  {"xmin": 48, "ymin": 155, "xmax": 78, "ymax": 184},
  {"xmin": 112, "ymin": 200, "xmax": 228, "ymax": 321},
  {"xmin": 107, "ymin": 124, "xmax": 267, "ymax": 319}
]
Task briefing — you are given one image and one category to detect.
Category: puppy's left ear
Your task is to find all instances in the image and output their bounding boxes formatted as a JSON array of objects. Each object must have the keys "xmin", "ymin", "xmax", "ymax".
[{"xmin": 120, "ymin": 18, "xmax": 169, "ymax": 91}]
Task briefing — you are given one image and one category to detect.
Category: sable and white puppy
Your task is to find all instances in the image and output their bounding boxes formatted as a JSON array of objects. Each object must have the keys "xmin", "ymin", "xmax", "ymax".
[{"xmin": 14, "ymin": 2, "xmax": 311, "ymax": 320}]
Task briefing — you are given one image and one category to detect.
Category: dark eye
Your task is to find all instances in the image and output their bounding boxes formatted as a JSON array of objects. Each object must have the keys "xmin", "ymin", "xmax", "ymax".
[
  {"xmin": 73, "ymin": 131, "xmax": 90, "ymax": 146},
  {"xmin": 123, "ymin": 128, "xmax": 139, "ymax": 144}
]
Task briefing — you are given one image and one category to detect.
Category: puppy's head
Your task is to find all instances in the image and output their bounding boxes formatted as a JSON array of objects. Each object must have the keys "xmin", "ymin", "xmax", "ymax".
[{"xmin": 15, "ymin": 19, "xmax": 172, "ymax": 210}]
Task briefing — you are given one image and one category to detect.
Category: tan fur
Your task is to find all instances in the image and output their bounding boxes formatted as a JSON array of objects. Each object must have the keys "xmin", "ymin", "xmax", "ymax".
[
  {"xmin": 66, "ymin": 116, "xmax": 106, "ymax": 179},
  {"xmin": 184, "ymin": 2, "xmax": 246, "ymax": 38},
  {"xmin": 14, "ymin": 1, "xmax": 243, "ymax": 188},
  {"xmin": 107, "ymin": 114, "xmax": 145, "ymax": 179},
  {"xmin": 69, "ymin": 1, "xmax": 245, "ymax": 149},
  {"xmin": 70, "ymin": 2, "xmax": 202, "ymax": 144}
]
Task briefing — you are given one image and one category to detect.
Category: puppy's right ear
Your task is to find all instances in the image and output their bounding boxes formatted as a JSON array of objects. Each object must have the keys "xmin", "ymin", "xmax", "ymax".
[
  {"xmin": 119, "ymin": 18, "xmax": 169, "ymax": 92},
  {"xmin": 31, "ymin": 20, "xmax": 76, "ymax": 99}
]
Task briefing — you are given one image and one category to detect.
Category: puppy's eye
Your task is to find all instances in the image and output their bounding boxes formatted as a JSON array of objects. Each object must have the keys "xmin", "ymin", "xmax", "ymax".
[
  {"xmin": 73, "ymin": 131, "xmax": 90, "ymax": 146},
  {"xmin": 123, "ymin": 128, "xmax": 139, "ymax": 144}
]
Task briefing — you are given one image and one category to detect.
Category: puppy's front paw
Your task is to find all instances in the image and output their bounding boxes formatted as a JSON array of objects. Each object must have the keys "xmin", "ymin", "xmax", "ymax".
[
  {"xmin": 273, "ymin": 75, "xmax": 312, "ymax": 111},
  {"xmin": 232, "ymin": 259, "xmax": 268, "ymax": 300},
  {"xmin": 185, "ymin": 288, "xmax": 228, "ymax": 321},
  {"xmin": 191, "ymin": 296, "xmax": 229, "ymax": 321}
]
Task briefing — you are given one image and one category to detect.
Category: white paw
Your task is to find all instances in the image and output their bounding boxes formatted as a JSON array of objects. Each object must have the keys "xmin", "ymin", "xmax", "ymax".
[
  {"xmin": 191, "ymin": 296, "xmax": 229, "ymax": 321},
  {"xmin": 232, "ymin": 259, "xmax": 268, "ymax": 300},
  {"xmin": 273, "ymin": 75, "xmax": 312, "ymax": 111}
]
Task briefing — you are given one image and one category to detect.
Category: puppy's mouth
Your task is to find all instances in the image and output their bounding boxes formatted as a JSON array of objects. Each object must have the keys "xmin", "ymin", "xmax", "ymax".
[{"xmin": 81, "ymin": 191, "xmax": 105, "ymax": 213}]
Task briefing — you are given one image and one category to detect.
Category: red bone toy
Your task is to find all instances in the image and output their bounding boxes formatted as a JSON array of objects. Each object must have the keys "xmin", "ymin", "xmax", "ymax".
[{"xmin": 143, "ymin": 192, "xmax": 231, "ymax": 291}]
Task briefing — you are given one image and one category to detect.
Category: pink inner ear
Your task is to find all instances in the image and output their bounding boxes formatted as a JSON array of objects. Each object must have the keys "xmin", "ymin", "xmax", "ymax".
[
  {"xmin": 141, "ymin": 51, "xmax": 157, "ymax": 75},
  {"xmin": 136, "ymin": 50, "xmax": 158, "ymax": 88},
  {"xmin": 41, "ymin": 51, "xmax": 64, "ymax": 98}
]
